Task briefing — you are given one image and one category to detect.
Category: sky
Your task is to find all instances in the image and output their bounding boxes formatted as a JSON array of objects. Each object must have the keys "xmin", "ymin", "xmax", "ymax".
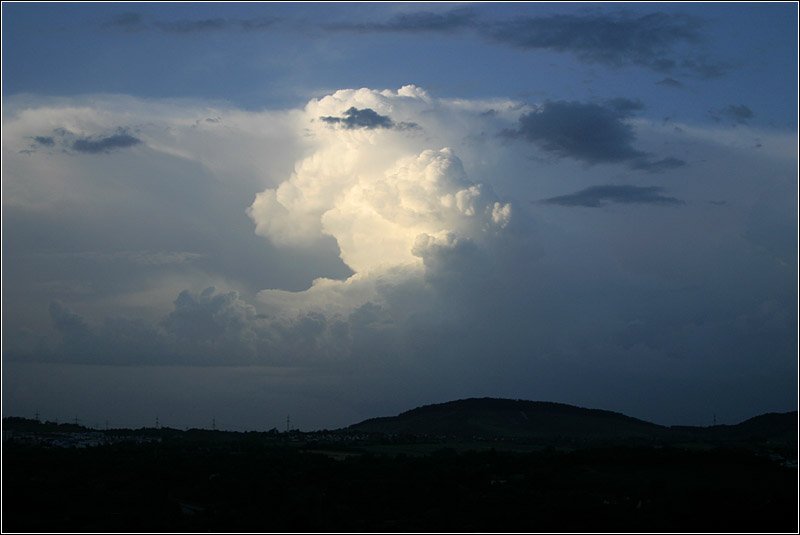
[{"xmin": 2, "ymin": 2, "xmax": 798, "ymax": 431}]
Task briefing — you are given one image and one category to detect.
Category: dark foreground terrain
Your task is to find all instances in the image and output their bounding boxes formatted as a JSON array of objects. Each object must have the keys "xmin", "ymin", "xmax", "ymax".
[{"xmin": 3, "ymin": 399, "xmax": 797, "ymax": 532}]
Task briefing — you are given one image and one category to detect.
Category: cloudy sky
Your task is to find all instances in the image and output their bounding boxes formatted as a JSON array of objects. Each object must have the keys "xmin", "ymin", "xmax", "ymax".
[{"xmin": 2, "ymin": 2, "xmax": 797, "ymax": 431}]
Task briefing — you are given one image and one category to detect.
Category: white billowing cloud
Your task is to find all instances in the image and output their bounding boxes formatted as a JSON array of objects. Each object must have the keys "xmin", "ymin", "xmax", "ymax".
[
  {"xmin": 256, "ymin": 268, "xmax": 410, "ymax": 318},
  {"xmin": 249, "ymin": 86, "xmax": 512, "ymax": 313},
  {"xmin": 322, "ymin": 148, "xmax": 510, "ymax": 272}
]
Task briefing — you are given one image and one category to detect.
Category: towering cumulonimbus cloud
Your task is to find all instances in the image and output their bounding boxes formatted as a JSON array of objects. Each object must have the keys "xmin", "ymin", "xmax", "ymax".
[
  {"xmin": 248, "ymin": 86, "xmax": 512, "ymax": 313},
  {"xmin": 6, "ymin": 85, "xmax": 792, "ymax": 391}
]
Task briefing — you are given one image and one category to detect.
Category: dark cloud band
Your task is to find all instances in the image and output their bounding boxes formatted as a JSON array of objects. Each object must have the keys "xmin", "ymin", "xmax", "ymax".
[
  {"xmin": 710, "ymin": 104, "xmax": 754, "ymax": 124},
  {"xmin": 486, "ymin": 13, "xmax": 703, "ymax": 73},
  {"xmin": 72, "ymin": 133, "xmax": 142, "ymax": 154},
  {"xmin": 324, "ymin": 9, "xmax": 477, "ymax": 33},
  {"xmin": 505, "ymin": 99, "xmax": 685, "ymax": 171},
  {"xmin": 33, "ymin": 136, "xmax": 55, "ymax": 146},
  {"xmin": 507, "ymin": 100, "xmax": 644, "ymax": 164},
  {"xmin": 541, "ymin": 185, "xmax": 684, "ymax": 207},
  {"xmin": 322, "ymin": 9, "xmax": 728, "ymax": 78},
  {"xmin": 24, "ymin": 129, "xmax": 142, "ymax": 155},
  {"xmin": 320, "ymin": 107, "xmax": 418, "ymax": 131},
  {"xmin": 656, "ymin": 77, "xmax": 684, "ymax": 88},
  {"xmin": 103, "ymin": 13, "xmax": 278, "ymax": 33}
]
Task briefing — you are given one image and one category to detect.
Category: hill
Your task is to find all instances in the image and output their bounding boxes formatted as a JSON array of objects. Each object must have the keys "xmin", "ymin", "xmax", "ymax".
[
  {"xmin": 719, "ymin": 410, "xmax": 797, "ymax": 439},
  {"xmin": 349, "ymin": 398, "xmax": 797, "ymax": 446},
  {"xmin": 349, "ymin": 397, "xmax": 667, "ymax": 441},
  {"xmin": 670, "ymin": 410, "xmax": 798, "ymax": 446}
]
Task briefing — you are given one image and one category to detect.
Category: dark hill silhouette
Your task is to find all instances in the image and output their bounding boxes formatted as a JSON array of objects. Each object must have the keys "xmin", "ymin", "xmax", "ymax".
[
  {"xmin": 671, "ymin": 410, "xmax": 798, "ymax": 444},
  {"xmin": 349, "ymin": 398, "xmax": 797, "ymax": 444},
  {"xmin": 349, "ymin": 397, "xmax": 667, "ymax": 440},
  {"xmin": 732, "ymin": 411, "xmax": 797, "ymax": 438}
]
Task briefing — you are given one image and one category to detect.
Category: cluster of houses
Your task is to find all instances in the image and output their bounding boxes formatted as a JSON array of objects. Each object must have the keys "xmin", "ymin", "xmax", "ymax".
[{"xmin": 2, "ymin": 429, "xmax": 161, "ymax": 448}]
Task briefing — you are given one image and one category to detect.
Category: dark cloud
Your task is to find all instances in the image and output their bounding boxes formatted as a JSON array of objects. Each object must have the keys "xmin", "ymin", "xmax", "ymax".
[
  {"xmin": 630, "ymin": 156, "xmax": 687, "ymax": 173},
  {"xmin": 20, "ymin": 135, "xmax": 57, "ymax": 154},
  {"xmin": 239, "ymin": 17, "xmax": 278, "ymax": 31},
  {"xmin": 320, "ymin": 107, "xmax": 418, "ymax": 130},
  {"xmin": 484, "ymin": 12, "xmax": 715, "ymax": 75},
  {"xmin": 103, "ymin": 10, "xmax": 729, "ymax": 79},
  {"xmin": 72, "ymin": 133, "xmax": 142, "ymax": 154},
  {"xmin": 162, "ymin": 287, "xmax": 259, "ymax": 360},
  {"xmin": 325, "ymin": 8, "xmax": 477, "ymax": 33},
  {"xmin": 49, "ymin": 301, "xmax": 92, "ymax": 345},
  {"xmin": 49, "ymin": 301, "xmax": 95, "ymax": 360},
  {"xmin": 321, "ymin": 107, "xmax": 393, "ymax": 129},
  {"xmin": 33, "ymin": 136, "xmax": 55, "ymax": 146},
  {"xmin": 104, "ymin": 14, "xmax": 277, "ymax": 34},
  {"xmin": 505, "ymin": 100, "xmax": 684, "ymax": 171},
  {"xmin": 680, "ymin": 57, "xmax": 731, "ymax": 78},
  {"xmin": 541, "ymin": 185, "xmax": 684, "ymax": 208},
  {"xmin": 656, "ymin": 77, "xmax": 683, "ymax": 88},
  {"xmin": 324, "ymin": 10, "xmax": 728, "ymax": 78},
  {"xmin": 104, "ymin": 12, "xmax": 146, "ymax": 31},
  {"xmin": 710, "ymin": 104, "xmax": 754, "ymax": 124},
  {"xmin": 25, "ymin": 128, "xmax": 144, "ymax": 155},
  {"xmin": 604, "ymin": 97, "xmax": 645, "ymax": 116},
  {"xmin": 37, "ymin": 287, "xmax": 353, "ymax": 365},
  {"xmin": 156, "ymin": 18, "xmax": 228, "ymax": 33},
  {"xmin": 505, "ymin": 100, "xmax": 644, "ymax": 164},
  {"xmin": 41, "ymin": 289, "xmax": 257, "ymax": 365},
  {"xmin": 48, "ymin": 301, "xmax": 169, "ymax": 364}
]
